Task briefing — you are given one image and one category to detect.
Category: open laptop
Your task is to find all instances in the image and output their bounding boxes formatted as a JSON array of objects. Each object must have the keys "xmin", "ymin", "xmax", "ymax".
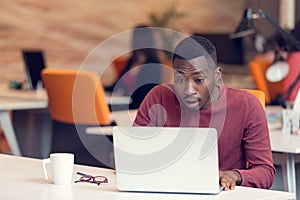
[
  {"xmin": 113, "ymin": 126, "xmax": 222, "ymax": 194},
  {"xmin": 22, "ymin": 50, "xmax": 46, "ymax": 90}
]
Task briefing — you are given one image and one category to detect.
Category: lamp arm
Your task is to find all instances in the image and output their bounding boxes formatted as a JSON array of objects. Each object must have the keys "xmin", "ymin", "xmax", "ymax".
[
  {"xmin": 284, "ymin": 72, "xmax": 300, "ymax": 102},
  {"xmin": 258, "ymin": 9, "xmax": 300, "ymax": 50}
]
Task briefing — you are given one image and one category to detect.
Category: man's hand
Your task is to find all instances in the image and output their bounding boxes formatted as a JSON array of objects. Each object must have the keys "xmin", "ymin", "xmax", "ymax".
[{"xmin": 219, "ymin": 170, "xmax": 242, "ymax": 191}]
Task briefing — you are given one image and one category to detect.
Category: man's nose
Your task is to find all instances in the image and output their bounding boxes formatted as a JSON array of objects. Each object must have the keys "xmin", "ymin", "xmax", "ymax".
[{"xmin": 185, "ymin": 81, "xmax": 196, "ymax": 95}]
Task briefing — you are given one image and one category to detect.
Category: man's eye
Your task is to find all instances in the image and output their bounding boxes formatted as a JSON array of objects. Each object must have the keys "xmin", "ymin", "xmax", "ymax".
[
  {"xmin": 176, "ymin": 77, "xmax": 186, "ymax": 83},
  {"xmin": 195, "ymin": 78, "xmax": 204, "ymax": 83}
]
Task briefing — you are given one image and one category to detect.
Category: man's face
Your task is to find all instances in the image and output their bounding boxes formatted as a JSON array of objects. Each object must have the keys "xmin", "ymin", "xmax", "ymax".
[{"xmin": 173, "ymin": 56, "xmax": 220, "ymax": 110}]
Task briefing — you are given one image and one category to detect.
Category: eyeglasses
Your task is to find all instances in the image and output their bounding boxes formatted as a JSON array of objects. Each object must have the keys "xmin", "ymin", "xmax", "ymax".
[{"xmin": 74, "ymin": 172, "xmax": 108, "ymax": 186}]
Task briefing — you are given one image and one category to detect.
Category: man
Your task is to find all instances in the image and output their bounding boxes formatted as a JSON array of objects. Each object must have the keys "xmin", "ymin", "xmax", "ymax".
[{"xmin": 134, "ymin": 36, "xmax": 275, "ymax": 190}]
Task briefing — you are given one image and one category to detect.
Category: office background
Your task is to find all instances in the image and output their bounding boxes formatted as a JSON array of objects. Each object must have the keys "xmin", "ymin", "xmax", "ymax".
[
  {"xmin": 1, "ymin": 0, "xmax": 299, "ymax": 87},
  {"xmin": 0, "ymin": 0, "xmax": 300, "ymax": 198}
]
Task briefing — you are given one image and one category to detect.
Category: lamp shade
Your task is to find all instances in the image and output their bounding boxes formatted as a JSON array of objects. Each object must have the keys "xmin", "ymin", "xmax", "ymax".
[
  {"xmin": 230, "ymin": 8, "xmax": 256, "ymax": 39},
  {"xmin": 266, "ymin": 61, "xmax": 289, "ymax": 82}
]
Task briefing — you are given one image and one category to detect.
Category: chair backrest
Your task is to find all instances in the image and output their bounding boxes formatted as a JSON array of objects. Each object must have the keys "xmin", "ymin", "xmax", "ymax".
[
  {"xmin": 248, "ymin": 54, "xmax": 283, "ymax": 104},
  {"xmin": 244, "ymin": 89, "xmax": 265, "ymax": 109},
  {"xmin": 113, "ymin": 55, "xmax": 174, "ymax": 84},
  {"xmin": 41, "ymin": 68, "xmax": 111, "ymax": 125},
  {"xmin": 112, "ymin": 55, "xmax": 129, "ymax": 76},
  {"xmin": 161, "ymin": 59, "xmax": 174, "ymax": 84},
  {"xmin": 243, "ymin": 89, "xmax": 265, "ymax": 170}
]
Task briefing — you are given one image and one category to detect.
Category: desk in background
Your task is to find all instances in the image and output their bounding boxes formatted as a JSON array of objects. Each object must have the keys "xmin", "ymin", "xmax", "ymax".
[
  {"xmin": 267, "ymin": 105, "xmax": 300, "ymax": 195},
  {"xmin": 0, "ymin": 154, "xmax": 295, "ymax": 200},
  {"xmin": 270, "ymin": 129, "xmax": 300, "ymax": 195},
  {"xmin": 0, "ymin": 84, "xmax": 132, "ymax": 106},
  {"xmin": 0, "ymin": 88, "xmax": 48, "ymax": 156},
  {"xmin": 0, "ymin": 84, "xmax": 131, "ymax": 156},
  {"xmin": 86, "ymin": 109, "xmax": 138, "ymax": 135}
]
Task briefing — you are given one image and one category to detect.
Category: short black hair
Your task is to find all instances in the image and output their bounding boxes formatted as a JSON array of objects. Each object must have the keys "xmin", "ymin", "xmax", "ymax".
[{"xmin": 172, "ymin": 36, "xmax": 218, "ymax": 68}]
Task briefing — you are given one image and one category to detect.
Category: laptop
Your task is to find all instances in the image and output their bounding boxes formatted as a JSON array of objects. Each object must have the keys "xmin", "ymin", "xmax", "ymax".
[
  {"xmin": 22, "ymin": 50, "xmax": 46, "ymax": 90},
  {"xmin": 113, "ymin": 126, "xmax": 222, "ymax": 194}
]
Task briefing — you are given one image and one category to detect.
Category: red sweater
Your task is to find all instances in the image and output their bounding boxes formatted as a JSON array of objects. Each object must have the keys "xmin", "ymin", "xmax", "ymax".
[{"xmin": 134, "ymin": 84, "xmax": 275, "ymax": 189}]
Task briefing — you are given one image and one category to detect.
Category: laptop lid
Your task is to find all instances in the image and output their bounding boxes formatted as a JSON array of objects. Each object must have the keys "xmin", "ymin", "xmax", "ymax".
[
  {"xmin": 22, "ymin": 50, "xmax": 46, "ymax": 90},
  {"xmin": 113, "ymin": 126, "xmax": 221, "ymax": 194}
]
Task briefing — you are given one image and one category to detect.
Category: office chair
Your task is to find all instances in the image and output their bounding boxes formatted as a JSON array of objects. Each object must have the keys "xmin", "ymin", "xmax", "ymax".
[
  {"xmin": 248, "ymin": 54, "xmax": 284, "ymax": 105},
  {"xmin": 244, "ymin": 89, "xmax": 266, "ymax": 109},
  {"xmin": 41, "ymin": 68, "xmax": 114, "ymax": 168},
  {"xmin": 244, "ymin": 89, "xmax": 300, "ymax": 191},
  {"xmin": 112, "ymin": 55, "xmax": 129, "ymax": 76}
]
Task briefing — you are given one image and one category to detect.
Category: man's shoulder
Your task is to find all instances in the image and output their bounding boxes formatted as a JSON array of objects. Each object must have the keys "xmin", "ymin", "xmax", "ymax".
[
  {"xmin": 225, "ymin": 86, "xmax": 263, "ymax": 107},
  {"xmin": 225, "ymin": 86, "xmax": 253, "ymax": 97},
  {"xmin": 143, "ymin": 84, "xmax": 176, "ymax": 105},
  {"xmin": 150, "ymin": 84, "xmax": 175, "ymax": 94}
]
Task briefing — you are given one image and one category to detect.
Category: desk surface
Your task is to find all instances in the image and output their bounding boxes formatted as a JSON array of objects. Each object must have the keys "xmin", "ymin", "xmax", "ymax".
[
  {"xmin": 267, "ymin": 105, "xmax": 300, "ymax": 154},
  {"xmin": 87, "ymin": 109, "xmax": 138, "ymax": 135},
  {"xmin": 0, "ymin": 84, "xmax": 131, "ymax": 106},
  {"xmin": 270, "ymin": 129, "xmax": 300, "ymax": 154},
  {"xmin": 0, "ymin": 84, "xmax": 48, "ymax": 110},
  {"xmin": 0, "ymin": 154, "xmax": 294, "ymax": 200},
  {"xmin": 0, "ymin": 95, "xmax": 48, "ymax": 110}
]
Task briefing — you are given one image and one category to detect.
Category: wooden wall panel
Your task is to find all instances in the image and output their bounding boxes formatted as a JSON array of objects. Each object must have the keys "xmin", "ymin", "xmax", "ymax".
[{"xmin": 0, "ymin": 0, "xmax": 276, "ymax": 85}]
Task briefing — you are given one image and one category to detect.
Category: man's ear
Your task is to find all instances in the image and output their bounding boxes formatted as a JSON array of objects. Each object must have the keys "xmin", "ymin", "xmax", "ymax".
[{"xmin": 214, "ymin": 67, "xmax": 223, "ymax": 86}]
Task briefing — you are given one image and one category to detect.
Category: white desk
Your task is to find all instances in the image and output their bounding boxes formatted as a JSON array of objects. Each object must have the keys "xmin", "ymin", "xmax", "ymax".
[
  {"xmin": 0, "ymin": 154, "xmax": 295, "ymax": 200},
  {"xmin": 0, "ymin": 86, "xmax": 132, "ymax": 106},
  {"xmin": 270, "ymin": 129, "xmax": 300, "ymax": 195},
  {"xmin": 105, "ymin": 93, "xmax": 132, "ymax": 105},
  {"xmin": 0, "ymin": 89, "xmax": 48, "ymax": 156},
  {"xmin": 86, "ymin": 109, "xmax": 138, "ymax": 135},
  {"xmin": 266, "ymin": 105, "xmax": 300, "ymax": 195}
]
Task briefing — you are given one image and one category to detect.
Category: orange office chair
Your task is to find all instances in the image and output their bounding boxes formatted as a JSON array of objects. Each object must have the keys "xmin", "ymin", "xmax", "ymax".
[
  {"xmin": 42, "ymin": 68, "xmax": 114, "ymax": 168},
  {"xmin": 244, "ymin": 89, "xmax": 266, "ymax": 109},
  {"xmin": 112, "ymin": 55, "xmax": 174, "ymax": 84},
  {"xmin": 0, "ymin": 126, "xmax": 10, "ymax": 154},
  {"xmin": 243, "ymin": 89, "xmax": 265, "ymax": 170},
  {"xmin": 42, "ymin": 69, "xmax": 111, "ymax": 125},
  {"xmin": 244, "ymin": 89, "xmax": 300, "ymax": 191},
  {"xmin": 112, "ymin": 55, "xmax": 129, "ymax": 76},
  {"xmin": 248, "ymin": 54, "xmax": 283, "ymax": 105}
]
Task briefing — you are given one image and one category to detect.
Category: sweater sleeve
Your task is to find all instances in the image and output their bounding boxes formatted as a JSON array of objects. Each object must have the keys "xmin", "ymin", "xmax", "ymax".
[
  {"xmin": 133, "ymin": 85, "xmax": 162, "ymax": 126},
  {"xmin": 237, "ymin": 93, "xmax": 275, "ymax": 188}
]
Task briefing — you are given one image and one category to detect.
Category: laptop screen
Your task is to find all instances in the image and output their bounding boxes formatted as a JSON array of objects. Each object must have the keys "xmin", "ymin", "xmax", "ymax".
[
  {"xmin": 113, "ymin": 126, "xmax": 221, "ymax": 194},
  {"xmin": 22, "ymin": 50, "xmax": 46, "ymax": 90}
]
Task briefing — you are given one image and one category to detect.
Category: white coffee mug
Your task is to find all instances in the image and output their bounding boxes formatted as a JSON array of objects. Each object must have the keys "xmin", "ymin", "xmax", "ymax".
[{"xmin": 42, "ymin": 153, "xmax": 74, "ymax": 185}]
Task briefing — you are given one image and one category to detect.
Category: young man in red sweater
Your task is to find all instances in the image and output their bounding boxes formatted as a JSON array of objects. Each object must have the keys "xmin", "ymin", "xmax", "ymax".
[{"xmin": 134, "ymin": 36, "xmax": 275, "ymax": 190}]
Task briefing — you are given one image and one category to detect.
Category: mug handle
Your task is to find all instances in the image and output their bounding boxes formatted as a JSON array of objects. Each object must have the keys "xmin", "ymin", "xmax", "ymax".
[{"xmin": 42, "ymin": 158, "xmax": 51, "ymax": 180}]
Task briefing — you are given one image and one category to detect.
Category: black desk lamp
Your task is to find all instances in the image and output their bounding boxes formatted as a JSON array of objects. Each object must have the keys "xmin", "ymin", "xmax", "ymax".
[
  {"xmin": 231, "ymin": 8, "xmax": 300, "ymax": 103},
  {"xmin": 230, "ymin": 8, "xmax": 300, "ymax": 49}
]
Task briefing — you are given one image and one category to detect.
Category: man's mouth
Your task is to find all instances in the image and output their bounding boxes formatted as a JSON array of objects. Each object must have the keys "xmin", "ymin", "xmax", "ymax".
[
  {"xmin": 185, "ymin": 100, "xmax": 198, "ymax": 103},
  {"xmin": 184, "ymin": 96, "xmax": 199, "ymax": 102},
  {"xmin": 184, "ymin": 98, "xmax": 200, "ymax": 106}
]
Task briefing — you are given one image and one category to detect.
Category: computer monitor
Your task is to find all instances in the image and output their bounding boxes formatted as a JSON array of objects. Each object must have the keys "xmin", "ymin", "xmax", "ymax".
[
  {"xmin": 22, "ymin": 50, "xmax": 46, "ymax": 90},
  {"xmin": 193, "ymin": 33, "xmax": 244, "ymax": 65}
]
